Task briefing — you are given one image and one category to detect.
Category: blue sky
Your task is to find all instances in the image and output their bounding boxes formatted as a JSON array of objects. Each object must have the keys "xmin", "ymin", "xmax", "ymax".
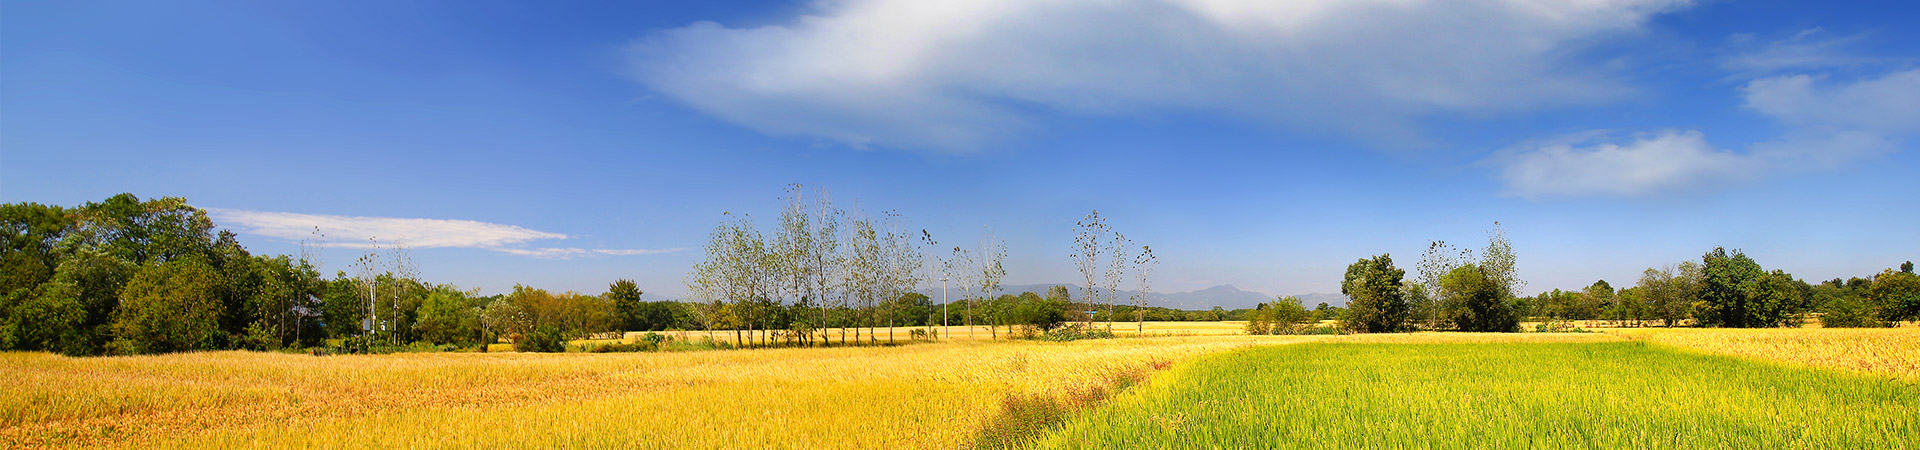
[{"xmin": 4, "ymin": 0, "xmax": 1917, "ymax": 299}]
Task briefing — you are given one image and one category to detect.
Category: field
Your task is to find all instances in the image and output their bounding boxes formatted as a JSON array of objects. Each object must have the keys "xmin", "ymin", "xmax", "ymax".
[
  {"xmin": 1034, "ymin": 342, "xmax": 1918, "ymax": 448},
  {"xmin": 4, "ymin": 325, "xmax": 1915, "ymax": 448}
]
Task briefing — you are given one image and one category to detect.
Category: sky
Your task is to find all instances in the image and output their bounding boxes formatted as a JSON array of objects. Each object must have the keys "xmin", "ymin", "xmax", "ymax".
[{"xmin": 4, "ymin": 0, "xmax": 1917, "ymax": 300}]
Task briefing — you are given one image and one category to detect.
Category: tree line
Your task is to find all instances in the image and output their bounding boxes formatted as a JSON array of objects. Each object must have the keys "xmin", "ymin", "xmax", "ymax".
[
  {"xmin": 0, "ymin": 194, "xmax": 715, "ymax": 355},
  {"xmin": 1332, "ymin": 222, "xmax": 1918, "ymax": 333}
]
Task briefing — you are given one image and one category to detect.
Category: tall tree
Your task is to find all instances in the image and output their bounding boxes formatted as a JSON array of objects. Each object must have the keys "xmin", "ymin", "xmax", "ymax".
[
  {"xmin": 1696, "ymin": 247, "xmax": 1785, "ymax": 328},
  {"xmin": 1071, "ymin": 210, "xmax": 1110, "ymax": 329},
  {"xmin": 111, "ymin": 258, "xmax": 224, "ymax": 354},
  {"xmin": 1133, "ymin": 245, "xmax": 1157, "ymax": 335},
  {"xmin": 1867, "ymin": 268, "xmax": 1920, "ymax": 323},
  {"xmin": 974, "ymin": 227, "xmax": 1007, "ymax": 338},
  {"xmin": 607, "ymin": 279, "xmax": 645, "ymax": 332},
  {"xmin": 1440, "ymin": 264, "xmax": 1519, "ymax": 332},
  {"xmin": 1341, "ymin": 254, "xmax": 1409, "ymax": 333}
]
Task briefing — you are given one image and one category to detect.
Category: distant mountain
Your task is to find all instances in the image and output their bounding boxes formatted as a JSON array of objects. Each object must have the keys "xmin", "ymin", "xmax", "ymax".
[{"xmin": 918, "ymin": 283, "xmax": 1348, "ymax": 310}]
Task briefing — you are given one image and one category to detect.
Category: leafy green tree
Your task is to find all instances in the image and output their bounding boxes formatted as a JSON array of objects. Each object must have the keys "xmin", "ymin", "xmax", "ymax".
[
  {"xmin": 1440, "ymin": 265, "xmax": 1518, "ymax": 332},
  {"xmin": 1581, "ymin": 280, "xmax": 1615, "ymax": 322},
  {"xmin": 607, "ymin": 279, "xmax": 645, "ymax": 331},
  {"xmin": 1696, "ymin": 247, "xmax": 1786, "ymax": 328},
  {"xmin": 1867, "ymin": 269, "xmax": 1920, "ymax": 323},
  {"xmin": 1817, "ymin": 284, "xmax": 1888, "ymax": 328},
  {"xmin": 320, "ymin": 273, "xmax": 366, "ymax": 339},
  {"xmin": 111, "ymin": 258, "xmax": 224, "ymax": 354},
  {"xmin": 891, "ymin": 292, "xmax": 932, "ymax": 327},
  {"xmin": 1014, "ymin": 290, "xmax": 1068, "ymax": 336},
  {"xmin": 1, "ymin": 280, "xmax": 86, "ymax": 353},
  {"xmin": 1247, "ymin": 296, "xmax": 1313, "ymax": 335},
  {"xmin": 1636, "ymin": 264, "xmax": 1699, "ymax": 327},
  {"xmin": 414, "ymin": 287, "xmax": 480, "ymax": 346},
  {"xmin": 1341, "ymin": 254, "xmax": 1409, "ymax": 333}
]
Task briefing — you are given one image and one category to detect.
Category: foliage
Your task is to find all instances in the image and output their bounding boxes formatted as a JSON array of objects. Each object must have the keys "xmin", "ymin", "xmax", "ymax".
[
  {"xmin": 514, "ymin": 325, "xmax": 568, "ymax": 353},
  {"xmin": 1341, "ymin": 254, "xmax": 1409, "ymax": 333},
  {"xmin": 1695, "ymin": 247, "xmax": 1790, "ymax": 328},
  {"xmin": 413, "ymin": 287, "xmax": 482, "ymax": 346},
  {"xmin": 606, "ymin": 279, "xmax": 646, "ymax": 331},
  {"xmin": 1867, "ymin": 269, "xmax": 1920, "ymax": 323},
  {"xmin": 110, "ymin": 258, "xmax": 225, "ymax": 354},
  {"xmin": 1035, "ymin": 325, "xmax": 1117, "ymax": 342},
  {"xmin": 1439, "ymin": 265, "xmax": 1518, "ymax": 332},
  {"xmin": 1245, "ymin": 296, "xmax": 1313, "ymax": 335}
]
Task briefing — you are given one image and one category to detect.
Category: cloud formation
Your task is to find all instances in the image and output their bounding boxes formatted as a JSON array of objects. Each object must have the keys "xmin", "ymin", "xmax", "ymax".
[
  {"xmin": 629, "ymin": 0, "xmax": 1687, "ymax": 151},
  {"xmin": 1496, "ymin": 131, "xmax": 1754, "ymax": 198},
  {"xmin": 1496, "ymin": 68, "xmax": 1920, "ymax": 198},
  {"xmin": 209, "ymin": 209, "xmax": 679, "ymax": 258},
  {"xmin": 1722, "ymin": 28, "xmax": 1876, "ymax": 75}
]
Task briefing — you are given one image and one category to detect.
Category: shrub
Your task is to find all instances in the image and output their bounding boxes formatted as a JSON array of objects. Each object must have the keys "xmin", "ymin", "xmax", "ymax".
[
  {"xmin": 1035, "ymin": 325, "xmax": 1116, "ymax": 342},
  {"xmin": 516, "ymin": 325, "xmax": 568, "ymax": 353}
]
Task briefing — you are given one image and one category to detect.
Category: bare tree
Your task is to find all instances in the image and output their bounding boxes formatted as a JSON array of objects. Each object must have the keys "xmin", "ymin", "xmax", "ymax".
[
  {"xmin": 1134, "ymin": 244, "xmax": 1156, "ymax": 335},
  {"xmin": 975, "ymin": 227, "xmax": 1007, "ymax": 339},
  {"xmin": 879, "ymin": 210, "xmax": 923, "ymax": 344},
  {"xmin": 946, "ymin": 244, "xmax": 976, "ymax": 338},
  {"xmin": 1072, "ymin": 210, "xmax": 1109, "ymax": 328},
  {"xmin": 1416, "ymin": 240, "xmax": 1471, "ymax": 330},
  {"xmin": 1104, "ymin": 232, "xmax": 1130, "ymax": 332}
]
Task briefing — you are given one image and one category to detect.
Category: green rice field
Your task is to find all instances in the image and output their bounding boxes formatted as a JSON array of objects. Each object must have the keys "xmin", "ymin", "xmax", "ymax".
[{"xmin": 1034, "ymin": 342, "xmax": 1919, "ymax": 449}]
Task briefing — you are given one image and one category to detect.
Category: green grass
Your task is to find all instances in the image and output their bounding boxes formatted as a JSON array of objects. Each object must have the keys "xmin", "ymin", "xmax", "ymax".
[{"xmin": 1034, "ymin": 342, "xmax": 1918, "ymax": 449}]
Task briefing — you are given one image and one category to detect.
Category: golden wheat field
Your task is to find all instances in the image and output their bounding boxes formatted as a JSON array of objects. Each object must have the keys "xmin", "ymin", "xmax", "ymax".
[
  {"xmin": 2, "ymin": 334, "xmax": 1315, "ymax": 448},
  {"xmin": 4, "ymin": 325, "xmax": 1913, "ymax": 449},
  {"xmin": 1604, "ymin": 327, "xmax": 1920, "ymax": 381}
]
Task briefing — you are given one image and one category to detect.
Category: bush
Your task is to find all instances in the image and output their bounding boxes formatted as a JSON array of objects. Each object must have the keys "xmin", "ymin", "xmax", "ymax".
[
  {"xmin": 1035, "ymin": 325, "xmax": 1116, "ymax": 342},
  {"xmin": 1820, "ymin": 294, "xmax": 1890, "ymax": 328},
  {"xmin": 515, "ymin": 325, "xmax": 568, "ymax": 352}
]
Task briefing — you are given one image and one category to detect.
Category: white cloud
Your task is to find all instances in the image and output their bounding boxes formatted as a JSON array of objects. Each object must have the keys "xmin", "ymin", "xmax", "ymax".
[
  {"xmin": 1722, "ymin": 28, "xmax": 1876, "ymax": 75},
  {"xmin": 1742, "ymin": 69, "xmax": 1920, "ymax": 135},
  {"xmin": 629, "ymin": 0, "xmax": 1688, "ymax": 151},
  {"xmin": 1496, "ymin": 131, "xmax": 1754, "ymax": 198},
  {"xmin": 495, "ymin": 247, "xmax": 689, "ymax": 259},
  {"xmin": 1496, "ymin": 68, "xmax": 1920, "ymax": 197},
  {"xmin": 209, "ymin": 209, "xmax": 679, "ymax": 258}
]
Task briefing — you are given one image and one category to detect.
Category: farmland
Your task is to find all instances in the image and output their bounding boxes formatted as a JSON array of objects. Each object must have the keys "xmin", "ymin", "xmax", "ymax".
[
  {"xmin": 6, "ymin": 326, "xmax": 1915, "ymax": 448},
  {"xmin": 1034, "ymin": 341, "xmax": 1918, "ymax": 449}
]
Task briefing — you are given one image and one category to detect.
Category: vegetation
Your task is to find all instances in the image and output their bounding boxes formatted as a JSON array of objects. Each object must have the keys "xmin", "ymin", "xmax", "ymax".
[
  {"xmin": 1, "ymin": 335, "xmax": 1289, "ymax": 448},
  {"xmin": 1243, "ymin": 296, "xmax": 1313, "ymax": 335},
  {"xmin": 1037, "ymin": 342, "xmax": 1918, "ymax": 448},
  {"xmin": 1340, "ymin": 254, "xmax": 1409, "ymax": 333}
]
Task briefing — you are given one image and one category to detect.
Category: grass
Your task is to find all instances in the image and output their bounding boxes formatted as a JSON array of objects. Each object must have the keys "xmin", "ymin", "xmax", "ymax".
[{"xmin": 1033, "ymin": 342, "xmax": 1919, "ymax": 449}]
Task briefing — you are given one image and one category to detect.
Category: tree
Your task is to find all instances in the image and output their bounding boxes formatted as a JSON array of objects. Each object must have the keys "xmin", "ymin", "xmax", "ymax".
[
  {"xmin": 1246, "ymin": 296, "xmax": 1313, "ymax": 335},
  {"xmin": 1133, "ymin": 245, "xmax": 1157, "ymax": 335},
  {"xmin": 1415, "ymin": 240, "xmax": 1471, "ymax": 330},
  {"xmin": 974, "ymin": 227, "xmax": 1007, "ymax": 338},
  {"xmin": 1582, "ymin": 280, "xmax": 1615, "ymax": 324},
  {"xmin": 1867, "ymin": 269, "xmax": 1920, "ymax": 323},
  {"xmin": 1696, "ymin": 247, "xmax": 1786, "ymax": 327},
  {"xmin": 608, "ymin": 279, "xmax": 645, "ymax": 332},
  {"xmin": 1817, "ymin": 283, "xmax": 1888, "ymax": 328},
  {"xmin": 414, "ymin": 287, "xmax": 481, "ymax": 346},
  {"xmin": 1439, "ymin": 265, "xmax": 1518, "ymax": 332},
  {"xmin": 1072, "ymin": 210, "xmax": 1109, "ymax": 329},
  {"xmin": 111, "ymin": 258, "xmax": 224, "ymax": 354},
  {"xmin": 1636, "ymin": 264, "xmax": 1698, "ymax": 327},
  {"xmin": 1341, "ymin": 254, "xmax": 1409, "ymax": 333}
]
